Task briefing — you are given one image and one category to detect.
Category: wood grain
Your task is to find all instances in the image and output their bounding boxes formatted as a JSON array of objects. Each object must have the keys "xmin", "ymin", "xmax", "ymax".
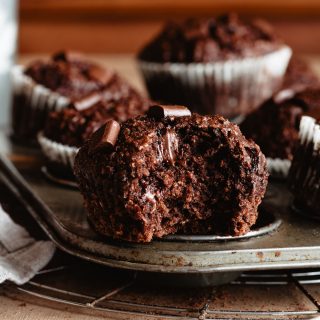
[{"xmin": 18, "ymin": 0, "xmax": 320, "ymax": 54}]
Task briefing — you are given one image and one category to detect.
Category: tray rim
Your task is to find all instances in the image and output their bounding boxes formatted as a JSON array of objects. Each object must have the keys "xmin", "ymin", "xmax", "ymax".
[{"xmin": 2, "ymin": 154, "xmax": 320, "ymax": 273}]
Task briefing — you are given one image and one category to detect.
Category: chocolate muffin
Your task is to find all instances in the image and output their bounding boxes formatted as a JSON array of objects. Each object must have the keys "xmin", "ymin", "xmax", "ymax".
[
  {"xmin": 138, "ymin": 13, "xmax": 292, "ymax": 118},
  {"xmin": 281, "ymin": 57, "xmax": 320, "ymax": 95},
  {"xmin": 38, "ymin": 92, "xmax": 150, "ymax": 180},
  {"xmin": 74, "ymin": 105, "xmax": 268, "ymax": 243},
  {"xmin": 12, "ymin": 50, "xmax": 142, "ymax": 143},
  {"xmin": 288, "ymin": 115, "xmax": 320, "ymax": 219},
  {"xmin": 241, "ymin": 88, "xmax": 320, "ymax": 162}
]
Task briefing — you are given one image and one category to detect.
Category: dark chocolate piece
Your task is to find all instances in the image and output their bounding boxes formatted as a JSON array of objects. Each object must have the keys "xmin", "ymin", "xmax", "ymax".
[
  {"xmin": 89, "ymin": 120, "xmax": 120, "ymax": 154},
  {"xmin": 148, "ymin": 105, "xmax": 191, "ymax": 119},
  {"xmin": 52, "ymin": 50, "xmax": 84, "ymax": 62},
  {"xmin": 74, "ymin": 108, "xmax": 268, "ymax": 243},
  {"xmin": 73, "ymin": 92, "xmax": 102, "ymax": 111},
  {"xmin": 163, "ymin": 130, "xmax": 178, "ymax": 164}
]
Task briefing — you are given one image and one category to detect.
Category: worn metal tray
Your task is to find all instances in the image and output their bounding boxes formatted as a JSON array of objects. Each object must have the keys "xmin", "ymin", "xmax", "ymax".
[{"xmin": 1, "ymin": 134, "xmax": 320, "ymax": 276}]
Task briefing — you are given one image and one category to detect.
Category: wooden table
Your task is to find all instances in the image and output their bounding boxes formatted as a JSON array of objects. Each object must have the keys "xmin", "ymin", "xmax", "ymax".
[{"xmin": 1, "ymin": 54, "xmax": 320, "ymax": 320}]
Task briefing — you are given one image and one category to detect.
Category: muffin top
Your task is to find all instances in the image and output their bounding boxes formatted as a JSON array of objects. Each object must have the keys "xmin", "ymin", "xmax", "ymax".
[
  {"xmin": 44, "ymin": 92, "xmax": 151, "ymax": 147},
  {"xmin": 138, "ymin": 13, "xmax": 283, "ymax": 63},
  {"xmin": 240, "ymin": 88, "xmax": 320, "ymax": 160},
  {"xmin": 25, "ymin": 51, "xmax": 138, "ymax": 101},
  {"xmin": 74, "ymin": 105, "xmax": 268, "ymax": 242}
]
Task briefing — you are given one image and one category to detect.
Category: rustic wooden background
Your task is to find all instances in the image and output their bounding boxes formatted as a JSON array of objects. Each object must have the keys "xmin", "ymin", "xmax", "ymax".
[{"xmin": 19, "ymin": 0, "xmax": 320, "ymax": 54}]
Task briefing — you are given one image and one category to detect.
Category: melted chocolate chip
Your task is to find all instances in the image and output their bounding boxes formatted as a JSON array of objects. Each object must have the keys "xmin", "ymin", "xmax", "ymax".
[
  {"xmin": 148, "ymin": 105, "xmax": 191, "ymax": 119},
  {"xmin": 73, "ymin": 92, "xmax": 102, "ymax": 111},
  {"xmin": 163, "ymin": 130, "xmax": 179, "ymax": 164},
  {"xmin": 89, "ymin": 120, "xmax": 120, "ymax": 154}
]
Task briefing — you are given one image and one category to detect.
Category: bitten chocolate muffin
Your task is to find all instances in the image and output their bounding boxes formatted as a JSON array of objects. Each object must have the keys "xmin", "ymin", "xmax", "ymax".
[
  {"xmin": 240, "ymin": 88, "xmax": 320, "ymax": 161},
  {"xmin": 74, "ymin": 105, "xmax": 268, "ymax": 243},
  {"xmin": 12, "ymin": 50, "xmax": 142, "ymax": 142},
  {"xmin": 138, "ymin": 13, "xmax": 292, "ymax": 118},
  {"xmin": 288, "ymin": 116, "xmax": 320, "ymax": 218}
]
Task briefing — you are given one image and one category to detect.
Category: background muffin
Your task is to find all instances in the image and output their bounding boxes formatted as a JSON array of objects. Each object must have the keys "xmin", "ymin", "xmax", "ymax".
[
  {"xmin": 12, "ymin": 50, "xmax": 141, "ymax": 143},
  {"xmin": 138, "ymin": 13, "xmax": 292, "ymax": 119},
  {"xmin": 288, "ymin": 115, "xmax": 320, "ymax": 219},
  {"xmin": 240, "ymin": 87, "xmax": 320, "ymax": 176},
  {"xmin": 38, "ymin": 91, "xmax": 150, "ymax": 180}
]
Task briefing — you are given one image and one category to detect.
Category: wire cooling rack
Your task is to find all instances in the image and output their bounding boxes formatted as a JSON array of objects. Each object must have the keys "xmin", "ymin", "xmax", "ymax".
[{"xmin": 2, "ymin": 251, "xmax": 320, "ymax": 320}]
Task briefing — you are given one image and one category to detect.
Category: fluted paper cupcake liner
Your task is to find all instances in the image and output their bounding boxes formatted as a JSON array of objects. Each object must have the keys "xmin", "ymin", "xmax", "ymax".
[
  {"xmin": 38, "ymin": 131, "xmax": 79, "ymax": 176},
  {"xmin": 289, "ymin": 116, "xmax": 320, "ymax": 217},
  {"xmin": 139, "ymin": 46, "xmax": 292, "ymax": 119},
  {"xmin": 266, "ymin": 158, "xmax": 291, "ymax": 179},
  {"xmin": 11, "ymin": 66, "xmax": 70, "ymax": 142}
]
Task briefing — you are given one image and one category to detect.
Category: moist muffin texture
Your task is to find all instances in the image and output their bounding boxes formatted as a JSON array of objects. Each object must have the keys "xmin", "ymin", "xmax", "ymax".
[
  {"xmin": 74, "ymin": 106, "xmax": 268, "ymax": 243},
  {"xmin": 241, "ymin": 88, "xmax": 320, "ymax": 160},
  {"xmin": 138, "ymin": 13, "xmax": 282, "ymax": 63},
  {"xmin": 44, "ymin": 94, "xmax": 151, "ymax": 147}
]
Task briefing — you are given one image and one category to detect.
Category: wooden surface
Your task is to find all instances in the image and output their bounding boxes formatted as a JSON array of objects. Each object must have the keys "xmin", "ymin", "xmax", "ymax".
[
  {"xmin": 18, "ymin": 0, "xmax": 320, "ymax": 54},
  {"xmin": 0, "ymin": 53, "xmax": 320, "ymax": 319},
  {"xmin": 19, "ymin": 0, "xmax": 320, "ymax": 17}
]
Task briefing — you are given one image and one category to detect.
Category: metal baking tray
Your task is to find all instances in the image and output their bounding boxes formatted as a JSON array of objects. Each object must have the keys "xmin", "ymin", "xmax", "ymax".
[{"xmin": 1, "ymin": 134, "xmax": 320, "ymax": 277}]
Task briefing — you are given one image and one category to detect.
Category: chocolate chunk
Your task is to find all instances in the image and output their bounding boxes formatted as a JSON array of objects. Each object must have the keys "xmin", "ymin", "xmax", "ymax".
[
  {"xmin": 88, "ymin": 66, "xmax": 114, "ymax": 86},
  {"xmin": 52, "ymin": 51, "xmax": 84, "ymax": 62},
  {"xmin": 73, "ymin": 92, "xmax": 102, "ymax": 111},
  {"xmin": 89, "ymin": 120, "xmax": 120, "ymax": 154},
  {"xmin": 148, "ymin": 105, "xmax": 191, "ymax": 119},
  {"xmin": 163, "ymin": 130, "xmax": 179, "ymax": 164}
]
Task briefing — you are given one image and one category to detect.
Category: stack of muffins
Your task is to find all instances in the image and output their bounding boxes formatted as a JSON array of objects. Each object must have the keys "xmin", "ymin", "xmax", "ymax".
[{"xmin": 11, "ymin": 12, "xmax": 320, "ymax": 243}]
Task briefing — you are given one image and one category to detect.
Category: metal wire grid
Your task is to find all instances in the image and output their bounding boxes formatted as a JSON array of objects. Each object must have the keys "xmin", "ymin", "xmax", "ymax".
[{"xmin": 9, "ymin": 256, "xmax": 320, "ymax": 320}]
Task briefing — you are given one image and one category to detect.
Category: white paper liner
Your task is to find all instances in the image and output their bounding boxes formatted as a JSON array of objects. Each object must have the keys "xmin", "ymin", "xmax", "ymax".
[
  {"xmin": 267, "ymin": 158, "xmax": 291, "ymax": 178},
  {"xmin": 139, "ymin": 46, "xmax": 292, "ymax": 116},
  {"xmin": 37, "ymin": 132, "xmax": 79, "ymax": 170},
  {"xmin": 12, "ymin": 65, "xmax": 70, "ymax": 111},
  {"xmin": 287, "ymin": 115, "xmax": 320, "ymax": 214},
  {"xmin": 296, "ymin": 116, "xmax": 320, "ymax": 194}
]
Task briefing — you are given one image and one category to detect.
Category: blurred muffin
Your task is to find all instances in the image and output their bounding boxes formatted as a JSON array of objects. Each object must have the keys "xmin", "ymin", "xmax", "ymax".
[
  {"xmin": 138, "ymin": 13, "xmax": 292, "ymax": 119},
  {"xmin": 241, "ymin": 87, "xmax": 320, "ymax": 176},
  {"xmin": 288, "ymin": 115, "xmax": 320, "ymax": 219},
  {"xmin": 12, "ymin": 50, "xmax": 142, "ymax": 143},
  {"xmin": 38, "ymin": 92, "xmax": 150, "ymax": 180},
  {"xmin": 281, "ymin": 57, "xmax": 320, "ymax": 94}
]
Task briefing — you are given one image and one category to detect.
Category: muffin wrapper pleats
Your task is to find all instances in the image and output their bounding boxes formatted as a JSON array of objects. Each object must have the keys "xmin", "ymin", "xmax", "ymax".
[
  {"xmin": 138, "ymin": 46, "xmax": 292, "ymax": 119},
  {"xmin": 288, "ymin": 116, "xmax": 320, "ymax": 215},
  {"xmin": 11, "ymin": 66, "xmax": 70, "ymax": 141},
  {"xmin": 266, "ymin": 158, "xmax": 291, "ymax": 179},
  {"xmin": 38, "ymin": 132, "xmax": 79, "ymax": 171}
]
